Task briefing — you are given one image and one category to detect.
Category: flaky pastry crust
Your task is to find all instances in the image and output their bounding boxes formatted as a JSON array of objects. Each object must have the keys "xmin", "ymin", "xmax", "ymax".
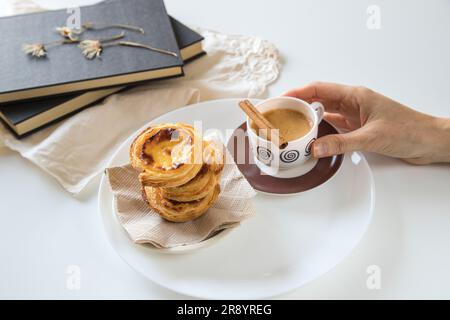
[
  {"xmin": 158, "ymin": 140, "xmax": 225, "ymax": 201},
  {"xmin": 143, "ymin": 184, "xmax": 221, "ymax": 222},
  {"xmin": 130, "ymin": 123, "xmax": 203, "ymax": 187}
]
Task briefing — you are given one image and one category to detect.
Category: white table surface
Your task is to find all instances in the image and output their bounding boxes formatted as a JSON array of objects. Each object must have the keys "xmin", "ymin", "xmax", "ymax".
[{"xmin": 1, "ymin": 0, "xmax": 449, "ymax": 299}]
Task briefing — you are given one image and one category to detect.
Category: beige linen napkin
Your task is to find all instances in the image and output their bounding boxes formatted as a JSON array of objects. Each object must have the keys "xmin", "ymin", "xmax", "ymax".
[
  {"xmin": 106, "ymin": 158, "xmax": 256, "ymax": 248},
  {"xmin": 0, "ymin": 0, "xmax": 281, "ymax": 194}
]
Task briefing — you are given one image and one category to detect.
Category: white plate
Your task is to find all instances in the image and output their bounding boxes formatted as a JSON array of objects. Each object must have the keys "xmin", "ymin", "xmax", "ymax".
[{"xmin": 98, "ymin": 98, "xmax": 375, "ymax": 299}]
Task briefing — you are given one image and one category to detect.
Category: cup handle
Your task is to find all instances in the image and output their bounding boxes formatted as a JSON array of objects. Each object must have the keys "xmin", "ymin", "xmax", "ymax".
[{"xmin": 310, "ymin": 102, "xmax": 324, "ymax": 122}]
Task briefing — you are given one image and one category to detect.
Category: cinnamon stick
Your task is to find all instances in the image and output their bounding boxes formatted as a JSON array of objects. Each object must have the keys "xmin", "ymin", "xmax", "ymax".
[{"xmin": 239, "ymin": 99, "xmax": 288, "ymax": 149}]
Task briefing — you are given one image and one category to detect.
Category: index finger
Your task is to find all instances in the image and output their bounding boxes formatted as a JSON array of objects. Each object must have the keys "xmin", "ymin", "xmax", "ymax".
[{"xmin": 282, "ymin": 81, "xmax": 353, "ymax": 103}]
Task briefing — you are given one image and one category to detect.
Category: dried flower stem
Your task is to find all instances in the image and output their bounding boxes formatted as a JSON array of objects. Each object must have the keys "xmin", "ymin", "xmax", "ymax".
[
  {"xmin": 104, "ymin": 41, "xmax": 178, "ymax": 57},
  {"xmin": 45, "ymin": 39, "xmax": 79, "ymax": 47},
  {"xmin": 99, "ymin": 32, "xmax": 126, "ymax": 43},
  {"xmin": 82, "ymin": 22, "xmax": 144, "ymax": 34}
]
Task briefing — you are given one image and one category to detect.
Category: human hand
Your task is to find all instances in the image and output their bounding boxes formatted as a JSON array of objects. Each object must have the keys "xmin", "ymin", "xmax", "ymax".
[{"xmin": 283, "ymin": 82, "xmax": 450, "ymax": 164}]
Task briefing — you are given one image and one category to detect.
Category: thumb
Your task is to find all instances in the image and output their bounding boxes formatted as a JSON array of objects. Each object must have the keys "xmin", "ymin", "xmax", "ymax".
[{"xmin": 312, "ymin": 129, "xmax": 367, "ymax": 158}]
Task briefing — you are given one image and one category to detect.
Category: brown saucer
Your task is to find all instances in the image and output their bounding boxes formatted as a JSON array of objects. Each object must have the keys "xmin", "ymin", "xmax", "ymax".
[{"xmin": 226, "ymin": 121, "xmax": 344, "ymax": 194}]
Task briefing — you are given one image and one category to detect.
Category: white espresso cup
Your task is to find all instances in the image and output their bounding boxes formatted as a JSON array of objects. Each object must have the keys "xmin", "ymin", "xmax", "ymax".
[{"xmin": 246, "ymin": 96, "xmax": 324, "ymax": 178}]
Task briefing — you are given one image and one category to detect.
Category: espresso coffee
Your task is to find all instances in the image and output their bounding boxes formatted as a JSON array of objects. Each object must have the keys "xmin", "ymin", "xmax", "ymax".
[{"xmin": 251, "ymin": 108, "xmax": 312, "ymax": 142}]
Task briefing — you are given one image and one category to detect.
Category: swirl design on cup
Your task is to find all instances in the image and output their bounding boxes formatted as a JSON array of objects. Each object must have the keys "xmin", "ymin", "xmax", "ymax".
[
  {"xmin": 280, "ymin": 150, "xmax": 300, "ymax": 163},
  {"xmin": 305, "ymin": 138, "xmax": 316, "ymax": 156},
  {"xmin": 256, "ymin": 146, "xmax": 273, "ymax": 163}
]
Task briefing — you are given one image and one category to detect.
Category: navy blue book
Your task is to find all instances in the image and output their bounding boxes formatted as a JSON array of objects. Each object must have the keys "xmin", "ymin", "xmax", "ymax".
[{"xmin": 0, "ymin": 0, "xmax": 183, "ymax": 104}]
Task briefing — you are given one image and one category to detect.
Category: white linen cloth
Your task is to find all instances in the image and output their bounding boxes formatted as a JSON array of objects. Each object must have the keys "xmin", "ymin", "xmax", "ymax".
[{"xmin": 0, "ymin": 0, "xmax": 281, "ymax": 193}]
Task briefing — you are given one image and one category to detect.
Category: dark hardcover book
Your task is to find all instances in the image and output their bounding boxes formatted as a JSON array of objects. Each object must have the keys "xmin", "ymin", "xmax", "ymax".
[
  {"xmin": 0, "ymin": 17, "xmax": 204, "ymax": 137},
  {"xmin": 170, "ymin": 17, "xmax": 205, "ymax": 62},
  {"xmin": 0, "ymin": 0, "xmax": 183, "ymax": 104}
]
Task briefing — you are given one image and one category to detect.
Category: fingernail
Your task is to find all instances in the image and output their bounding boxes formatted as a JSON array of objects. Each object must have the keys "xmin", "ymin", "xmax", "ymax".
[{"xmin": 313, "ymin": 142, "xmax": 328, "ymax": 158}]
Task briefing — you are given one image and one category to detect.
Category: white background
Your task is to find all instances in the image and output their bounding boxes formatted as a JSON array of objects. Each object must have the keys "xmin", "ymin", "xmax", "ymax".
[{"xmin": 0, "ymin": 0, "xmax": 449, "ymax": 299}]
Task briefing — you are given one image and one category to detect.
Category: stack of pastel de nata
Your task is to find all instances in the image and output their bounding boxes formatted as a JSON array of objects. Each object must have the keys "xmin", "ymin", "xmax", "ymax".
[{"xmin": 130, "ymin": 123, "xmax": 224, "ymax": 222}]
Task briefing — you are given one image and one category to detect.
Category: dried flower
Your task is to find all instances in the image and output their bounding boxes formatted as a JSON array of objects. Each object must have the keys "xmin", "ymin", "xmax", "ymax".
[
  {"xmin": 22, "ymin": 43, "xmax": 47, "ymax": 57},
  {"xmin": 56, "ymin": 26, "xmax": 82, "ymax": 41},
  {"xmin": 78, "ymin": 40, "xmax": 103, "ymax": 59},
  {"xmin": 22, "ymin": 39, "xmax": 78, "ymax": 58},
  {"xmin": 78, "ymin": 32, "xmax": 125, "ymax": 59},
  {"xmin": 80, "ymin": 39, "xmax": 178, "ymax": 59},
  {"xmin": 79, "ymin": 38, "xmax": 178, "ymax": 60}
]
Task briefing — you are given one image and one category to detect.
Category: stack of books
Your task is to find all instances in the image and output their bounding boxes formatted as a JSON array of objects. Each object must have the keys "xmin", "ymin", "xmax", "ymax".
[{"xmin": 0, "ymin": 0, "xmax": 205, "ymax": 137}]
